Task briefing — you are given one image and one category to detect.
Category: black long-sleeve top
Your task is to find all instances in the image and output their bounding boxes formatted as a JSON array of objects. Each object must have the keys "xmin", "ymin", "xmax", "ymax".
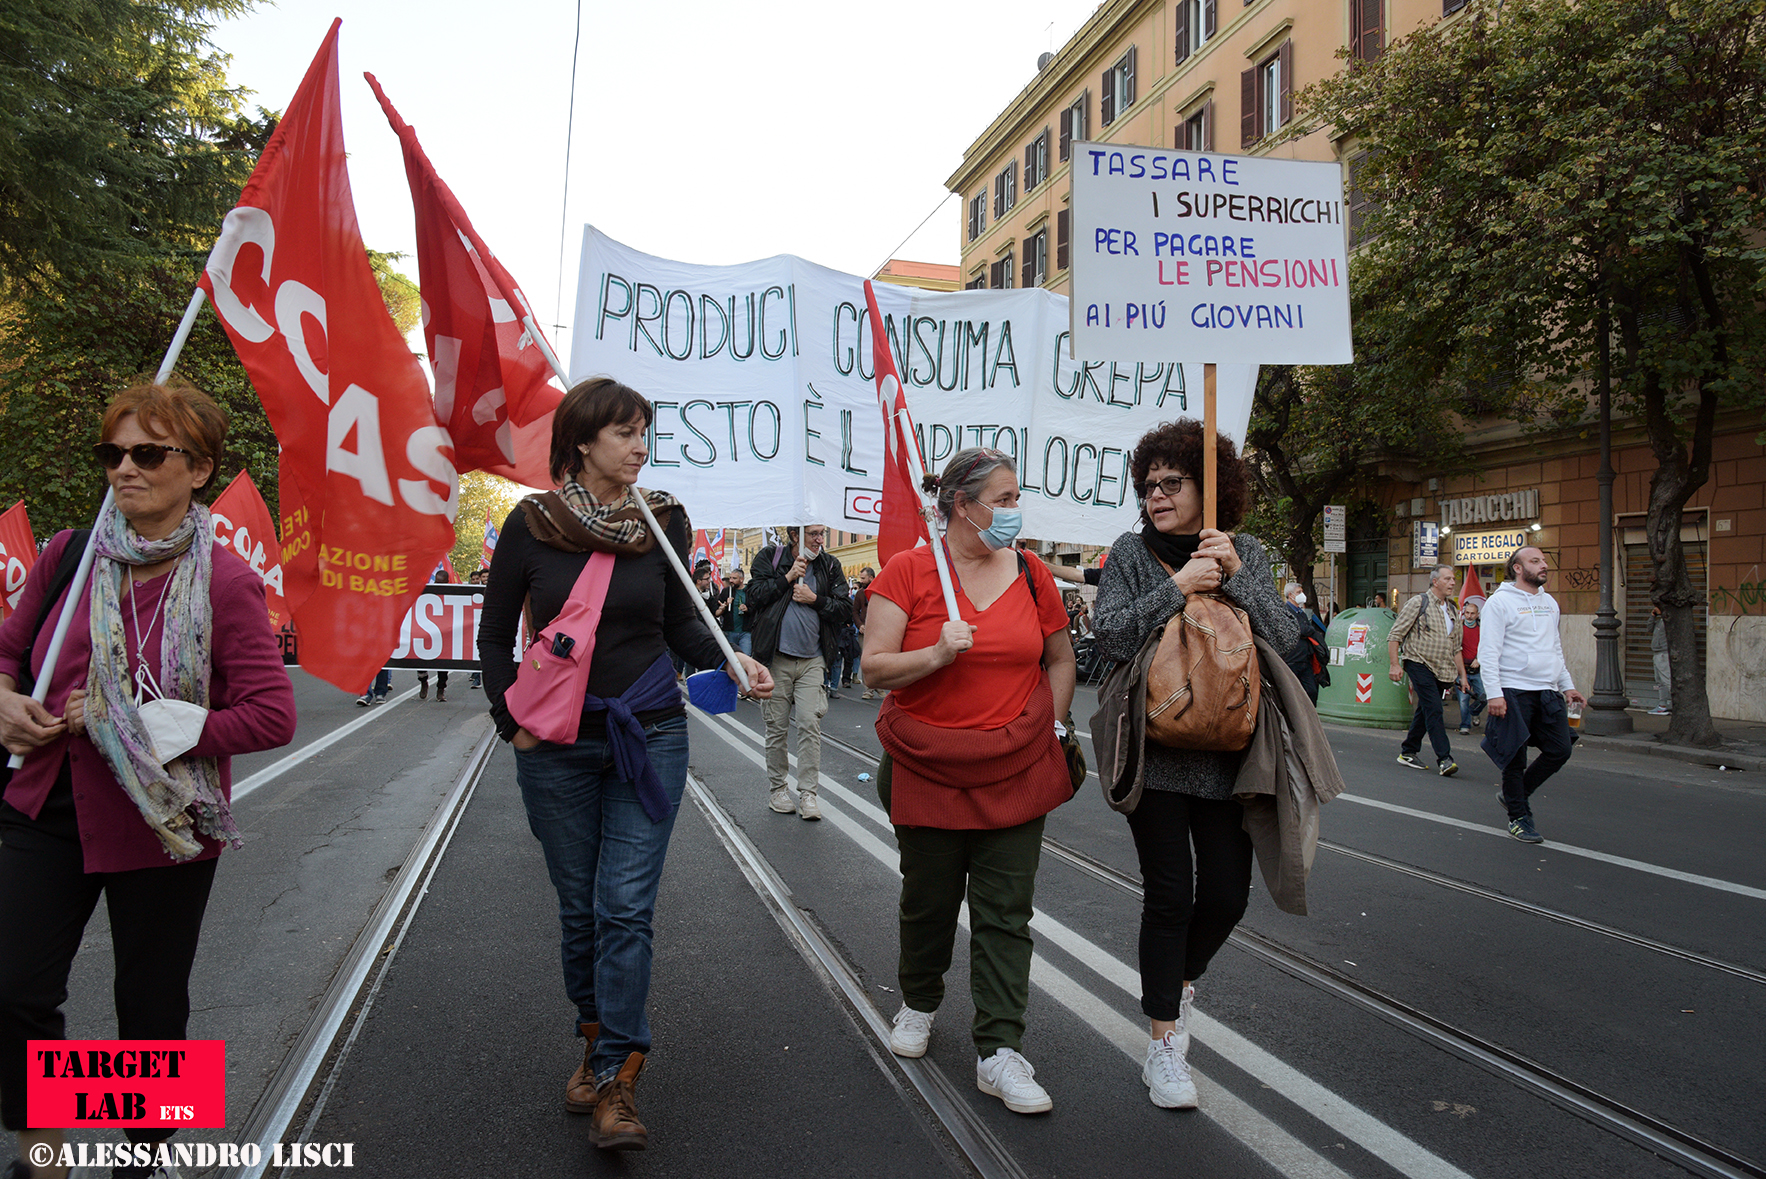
[{"xmin": 477, "ymin": 502, "xmax": 724, "ymax": 742}]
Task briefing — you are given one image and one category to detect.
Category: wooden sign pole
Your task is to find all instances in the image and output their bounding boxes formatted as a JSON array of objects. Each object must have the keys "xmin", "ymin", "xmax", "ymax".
[{"xmin": 1203, "ymin": 362, "xmax": 1218, "ymax": 532}]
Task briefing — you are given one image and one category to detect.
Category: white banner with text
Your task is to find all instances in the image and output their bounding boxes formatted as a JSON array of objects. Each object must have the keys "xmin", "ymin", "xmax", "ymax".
[{"xmin": 568, "ymin": 227, "xmax": 1257, "ymax": 544}]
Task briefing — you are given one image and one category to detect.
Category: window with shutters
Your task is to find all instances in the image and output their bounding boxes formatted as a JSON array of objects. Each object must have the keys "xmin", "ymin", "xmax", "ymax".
[
  {"xmin": 1059, "ymin": 93, "xmax": 1089, "ymax": 161},
  {"xmin": 1024, "ymin": 130, "xmax": 1050, "ymax": 192},
  {"xmin": 1179, "ymin": 102, "xmax": 1214, "ymax": 152},
  {"xmin": 1023, "ymin": 230, "xmax": 1048, "ymax": 289},
  {"xmin": 1056, "ymin": 210, "xmax": 1070, "ymax": 271},
  {"xmin": 1175, "ymin": 0, "xmax": 1217, "ymax": 63},
  {"xmin": 994, "ymin": 162, "xmax": 1018, "ymax": 218},
  {"xmin": 1347, "ymin": 151, "xmax": 1380, "ymax": 245},
  {"xmin": 1101, "ymin": 48, "xmax": 1136, "ymax": 126},
  {"xmin": 1443, "ymin": 0, "xmax": 1468, "ymax": 13},
  {"xmin": 1242, "ymin": 40, "xmax": 1293, "ymax": 147},
  {"xmin": 989, "ymin": 255, "xmax": 1016, "ymax": 290},
  {"xmin": 968, "ymin": 192, "xmax": 987, "ymax": 242},
  {"xmin": 1350, "ymin": 0, "xmax": 1384, "ymax": 62},
  {"xmin": 966, "ymin": 272, "xmax": 987, "ymax": 291}
]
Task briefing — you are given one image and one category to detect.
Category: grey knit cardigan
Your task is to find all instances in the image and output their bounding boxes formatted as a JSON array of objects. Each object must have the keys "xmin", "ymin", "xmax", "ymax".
[{"xmin": 1091, "ymin": 529, "xmax": 1301, "ymax": 799}]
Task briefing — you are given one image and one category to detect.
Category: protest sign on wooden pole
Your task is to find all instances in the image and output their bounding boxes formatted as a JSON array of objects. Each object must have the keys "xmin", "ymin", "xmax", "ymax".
[{"xmin": 1067, "ymin": 144, "xmax": 1353, "ymax": 529}]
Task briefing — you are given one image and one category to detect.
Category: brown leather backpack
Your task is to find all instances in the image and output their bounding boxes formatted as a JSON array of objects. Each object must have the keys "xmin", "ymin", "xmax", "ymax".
[{"xmin": 1144, "ymin": 589, "xmax": 1260, "ymax": 752}]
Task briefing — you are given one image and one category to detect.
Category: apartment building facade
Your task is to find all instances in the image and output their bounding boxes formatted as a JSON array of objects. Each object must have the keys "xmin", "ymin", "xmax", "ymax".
[{"xmin": 946, "ymin": 0, "xmax": 1766, "ymax": 721}]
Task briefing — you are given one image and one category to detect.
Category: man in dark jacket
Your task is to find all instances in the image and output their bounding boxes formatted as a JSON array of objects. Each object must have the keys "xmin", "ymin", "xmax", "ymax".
[{"xmin": 749, "ymin": 526, "xmax": 852, "ymax": 820}]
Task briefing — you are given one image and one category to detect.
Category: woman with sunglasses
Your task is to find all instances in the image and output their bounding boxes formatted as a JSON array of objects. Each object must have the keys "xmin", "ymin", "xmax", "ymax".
[
  {"xmin": 476, "ymin": 377, "xmax": 771, "ymax": 1152},
  {"xmin": 1090, "ymin": 420, "xmax": 1298, "ymax": 1112},
  {"xmin": 0, "ymin": 380, "xmax": 296, "ymax": 1179},
  {"xmin": 861, "ymin": 446, "xmax": 1076, "ymax": 1115}
]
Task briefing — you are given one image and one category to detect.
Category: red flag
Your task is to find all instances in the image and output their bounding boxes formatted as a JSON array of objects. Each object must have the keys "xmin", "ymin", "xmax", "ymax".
[
  {"xmin": 481, "ymin": 507, "xmax": 500, "ymax": 571},
  {"xmin": 0, "ymin": 501, "xmax": 37, "ymax": 624},
  {"xmin": 439, "ymin": 553, "xmax": 458, "ymax": 584},
  {"xmin": 692, "ymin": 529, "xmax": 725, "ymax": 587},
  {"xmin": 211, "ymin": 471, "xmax": 291, "ymax": 631},
  {"xmin": 198, "ymin": 21, "xmax": 457, "ymax": 693},
  {"xmin": 366, "ymin": 74, "xmax": 563, "ymax": 489},
  {"xmin": 863, "ymin": 281, "xmax": 930, "ymax": 565},
  {"xmin": 1459, "ymin": 564, "xmax": 1485, "ymax": 606}
]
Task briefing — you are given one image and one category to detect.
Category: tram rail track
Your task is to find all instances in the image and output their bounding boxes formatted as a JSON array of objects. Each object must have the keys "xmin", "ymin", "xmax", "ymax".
[
  {"xmin": 686, "ymin": 773, "xmax": 1030, "ymax": 1179},
  {"xmin": 224, "ymin": 727, "xmax": 497, "ymax": 1179},
  {"xmin": 808, "ymin": 726, "xmax": 1766, "ymax": 1179}
]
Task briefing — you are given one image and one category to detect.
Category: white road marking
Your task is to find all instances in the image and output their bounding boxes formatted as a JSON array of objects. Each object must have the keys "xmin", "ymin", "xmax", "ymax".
[
  {"xmin": 1336, "ymin": 793, "xmax": 1766, "ymax": 901},
  {"xmin": 232, "ymin": 687, "xmax": 419, "ymax": 801},
  {"xmin": 690, "ymin": 706, "xmax": 1472, "ymax": 1179}
]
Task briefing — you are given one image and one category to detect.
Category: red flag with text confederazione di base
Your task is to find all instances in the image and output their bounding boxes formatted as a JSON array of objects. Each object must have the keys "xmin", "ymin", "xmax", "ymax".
[
  {"xmin": 863, "ymin": 281, "xmax": 931, "ymax": 566},
  {"xmin": 196, "ymin": 20, "xmax": 457, "ymax": 693},
  {"xmin": 366, "ymin": 73, "xmax": 563, "ymax": 489},
  {"xmin": 0, "ymin": 500, "xmax": 38, "ymax": 625},
  {"xmin": 209, "ymin": 470, "xmax": 291, "ymax": 632}
]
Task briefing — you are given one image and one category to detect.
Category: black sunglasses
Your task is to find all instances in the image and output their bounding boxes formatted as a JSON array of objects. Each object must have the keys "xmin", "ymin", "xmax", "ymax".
[
  {"xmin": 92, "ymin": 442, "xmax": 192, "ymax": 471},
  {"xmin": 1138, "ymin": 475, "xmax": 1192, "ymax": 500}
]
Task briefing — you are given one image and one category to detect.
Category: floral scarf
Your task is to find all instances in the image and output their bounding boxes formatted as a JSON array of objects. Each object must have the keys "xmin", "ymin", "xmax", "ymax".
[{"xmin": 85, "ymin": 499, "xmax": 235, "ymax": 861}]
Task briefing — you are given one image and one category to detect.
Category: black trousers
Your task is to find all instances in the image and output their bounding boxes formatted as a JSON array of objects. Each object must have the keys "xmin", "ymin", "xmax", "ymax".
[
  {"xmin": 1499, "ymin": 689, "xmax": 1573, "ymax": 820},
  {"xmin": 1126, "ymin": 790, "xmax": 1253, "ymax": 1020},
  {"xmin": 0, "ymin": 768, "xmax": 217, "ymax": 1138},
  {"xmin": 1401, "ymin": 660, "xmax": 1454, "ymax": 762}
]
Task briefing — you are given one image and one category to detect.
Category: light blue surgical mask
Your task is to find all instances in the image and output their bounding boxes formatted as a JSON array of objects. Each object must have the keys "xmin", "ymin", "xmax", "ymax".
[{"xmin": 965, "ymin": 501, "xmax": 1023, "ymax": 551}]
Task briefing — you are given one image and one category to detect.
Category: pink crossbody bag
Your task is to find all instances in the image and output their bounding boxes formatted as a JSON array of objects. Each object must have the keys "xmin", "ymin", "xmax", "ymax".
[{"xmin": 505, "ymin": 550, "xmax": 616, "ymax": 745}]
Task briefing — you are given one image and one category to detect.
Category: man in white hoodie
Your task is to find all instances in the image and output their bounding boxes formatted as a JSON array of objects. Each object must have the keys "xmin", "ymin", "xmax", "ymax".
[{"xmin": 1480, "ymin": 547, "xmax": 1586, "ymax": 843}]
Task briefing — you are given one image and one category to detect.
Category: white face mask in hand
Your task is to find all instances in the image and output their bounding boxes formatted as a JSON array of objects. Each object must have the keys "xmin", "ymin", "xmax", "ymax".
[{"xmin": 136, "ymin": 698, "xmax": 208, "ymax": 764}]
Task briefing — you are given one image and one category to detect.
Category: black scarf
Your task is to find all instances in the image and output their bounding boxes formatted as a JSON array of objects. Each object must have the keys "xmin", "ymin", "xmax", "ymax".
[{"xmin": 1142, "ymin": 526, "xmax": 1202, "ymax": 570}]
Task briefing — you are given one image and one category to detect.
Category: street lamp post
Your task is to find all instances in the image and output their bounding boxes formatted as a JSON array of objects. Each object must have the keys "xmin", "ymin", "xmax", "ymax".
[{"xmin": 1586, "ymin": 299, "xmax": 1632, "ymax": 735}]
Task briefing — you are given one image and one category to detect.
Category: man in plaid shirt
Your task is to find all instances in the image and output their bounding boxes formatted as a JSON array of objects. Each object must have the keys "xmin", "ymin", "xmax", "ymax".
[{"xmin": 1387, "ymin": 564, "xmax": 1470, "ymax": 776}]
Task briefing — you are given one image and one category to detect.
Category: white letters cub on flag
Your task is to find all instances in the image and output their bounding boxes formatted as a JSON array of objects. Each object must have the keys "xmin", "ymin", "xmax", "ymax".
[{"xmin": 196, "ymin": 19, "xmax": 456, "ymax": 694}]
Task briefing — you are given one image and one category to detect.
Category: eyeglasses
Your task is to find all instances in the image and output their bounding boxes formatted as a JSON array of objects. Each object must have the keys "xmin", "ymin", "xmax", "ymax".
[
  {"xmin": 1138, "ymin": 475, "xmax": 1191, "ymax": 500},
  {"xmin": 92, "ymin": 442, "xmax": 192, "ymax": 470}
]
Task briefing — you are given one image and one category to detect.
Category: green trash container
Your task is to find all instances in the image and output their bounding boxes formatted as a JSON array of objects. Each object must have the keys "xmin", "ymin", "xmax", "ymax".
[{"xmin": 1316, "ymin": 607, "xmax": 1413, "ymax": 729}]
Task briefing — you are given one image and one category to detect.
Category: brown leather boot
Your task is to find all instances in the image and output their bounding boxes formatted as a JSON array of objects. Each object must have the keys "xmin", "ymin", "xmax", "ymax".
[
  {"xmin": 588, "ymin": 1052, "xmax": 647, "ymax": 1150},
  {"xmin": 563, "ymin": 1021, "xmax": 600, "ymax": 1113}
]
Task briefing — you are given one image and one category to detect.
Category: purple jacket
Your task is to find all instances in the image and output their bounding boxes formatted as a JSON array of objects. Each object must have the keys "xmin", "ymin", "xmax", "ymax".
[{"xmin": 0, "ymin": 530, "xmax": 297, "ymax": 872}]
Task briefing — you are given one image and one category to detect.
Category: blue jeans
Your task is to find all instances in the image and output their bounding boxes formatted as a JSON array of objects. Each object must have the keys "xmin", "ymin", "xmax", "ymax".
[
  {"xmin": 513, "ymin": 714, "xmax": 689, "ymax": 1080},
  {"xmin": 1457, "ymin": 670, "xmax": 1486, "ymax": 728},
  {"xmin": 724, "ymin": 631, "xmax": 752, "ymax": 657}
]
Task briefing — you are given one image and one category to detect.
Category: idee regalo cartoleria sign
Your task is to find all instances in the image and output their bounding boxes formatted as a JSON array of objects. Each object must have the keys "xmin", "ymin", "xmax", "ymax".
[{"xmin": 1068, "ymin": 144, "xmax": 1353, "ymax": 365}]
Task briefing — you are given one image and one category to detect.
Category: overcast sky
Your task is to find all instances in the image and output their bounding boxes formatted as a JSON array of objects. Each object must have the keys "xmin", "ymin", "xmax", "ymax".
[{"xmin": 209, "ymin": 0, "xmax": 1101, "ymax": 353}]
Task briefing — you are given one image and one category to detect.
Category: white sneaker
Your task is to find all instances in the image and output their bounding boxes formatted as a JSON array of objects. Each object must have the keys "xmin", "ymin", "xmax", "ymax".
[
  {"xmin": 976, "ymin": 1047, "xmax": 1052, "ymax": 1113},
  {"xmin": 768, "ymin": 787, "xmax": 795, "ymax": 813},
  {"xmin": 889, "ymin": 1005, "xmax": 934, "ymax": 1057},
  {"xmin": 797, "ymin": 791, "xmax": 822, "ymax": 820},
  {"xmin": 1143, "ymin": 1031, "xmax": 1199, "ymax": 1108}
]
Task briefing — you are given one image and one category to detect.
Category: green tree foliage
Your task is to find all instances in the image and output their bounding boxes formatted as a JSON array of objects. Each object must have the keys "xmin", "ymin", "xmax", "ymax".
[
  {"xmin": 449, "ymin": 470, "xmax": 522, "ymax": 576},
  {"xmin": 1298, "ymin": 0, "xmax": 1766, "ymax": 745},
  {"xmin": 0, "ymin": 0, "xmax": 261, "ymax": 289}
]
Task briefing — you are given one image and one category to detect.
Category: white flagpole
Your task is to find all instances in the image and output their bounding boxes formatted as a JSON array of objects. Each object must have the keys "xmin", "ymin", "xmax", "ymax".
[
  {"xmin": 889, "ymin": 398, "xmax": 961, "ymax": 623},
  {"xmin": 526, "ymin": 336, "xmax": 751, "ymax": 693},
  {"xmin": 7, "ymin": 288, "xmax": 209, "ymax": 769}
]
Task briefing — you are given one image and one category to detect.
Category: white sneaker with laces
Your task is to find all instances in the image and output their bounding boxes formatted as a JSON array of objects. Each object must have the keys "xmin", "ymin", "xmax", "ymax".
[
  {"xmin": 797, "ymin": 791, "xmax": 822, "ymax": 820},
  {"xmin": 976, "ymin": 1047, "xmax": 1053, "ymax": 1113},
  {"xmin": 768, "ymin": 787, "xmax": 796, "ymax": 813},
  {"xmin": 889, "ymin": 1005, "xmax": 934, "ymax": 1057},
  {"xmin": 1143, "ymin": 1031, "xmax": 1199, "ymax": 1108}
]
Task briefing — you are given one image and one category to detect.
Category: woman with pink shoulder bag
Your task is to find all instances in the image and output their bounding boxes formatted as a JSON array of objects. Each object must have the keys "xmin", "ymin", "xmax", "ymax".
[{"xmin": 477, "ymin": 377, "xmax": 772, "ymax": 1152}]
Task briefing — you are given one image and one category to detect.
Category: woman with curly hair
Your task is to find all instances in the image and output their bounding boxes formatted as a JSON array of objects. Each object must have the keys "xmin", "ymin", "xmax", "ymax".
[{"xmin": 1090, "ymin": 420, "xmax": 1298, "ymax": 1112}]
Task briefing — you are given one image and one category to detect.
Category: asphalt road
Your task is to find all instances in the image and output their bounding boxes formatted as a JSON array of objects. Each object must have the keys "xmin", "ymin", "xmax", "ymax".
[{"xmin": 7, "ymin": 678, "xmax": 1763, "ymax": 1179}]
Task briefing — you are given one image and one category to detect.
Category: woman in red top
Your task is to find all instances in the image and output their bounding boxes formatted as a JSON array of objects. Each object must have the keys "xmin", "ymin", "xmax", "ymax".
[
  {"xmin": 862, "ymin": 447, "xmax": 1075, "ymax": 1116},
  {"xmin": 0, "ymin": 381, "xmax": 296, "ymax": 1179}
]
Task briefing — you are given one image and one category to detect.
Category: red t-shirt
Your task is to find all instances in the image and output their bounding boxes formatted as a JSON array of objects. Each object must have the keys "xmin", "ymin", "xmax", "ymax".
[{"xmin": 870, "ymin": 545, "xmax": 1070, "ymax": 730}]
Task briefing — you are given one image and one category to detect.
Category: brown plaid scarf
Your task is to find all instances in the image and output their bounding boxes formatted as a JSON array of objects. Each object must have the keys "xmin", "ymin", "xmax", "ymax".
[{"xmin": 520, "ymin": 480, "xmax": 682, "ymax": 554}]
